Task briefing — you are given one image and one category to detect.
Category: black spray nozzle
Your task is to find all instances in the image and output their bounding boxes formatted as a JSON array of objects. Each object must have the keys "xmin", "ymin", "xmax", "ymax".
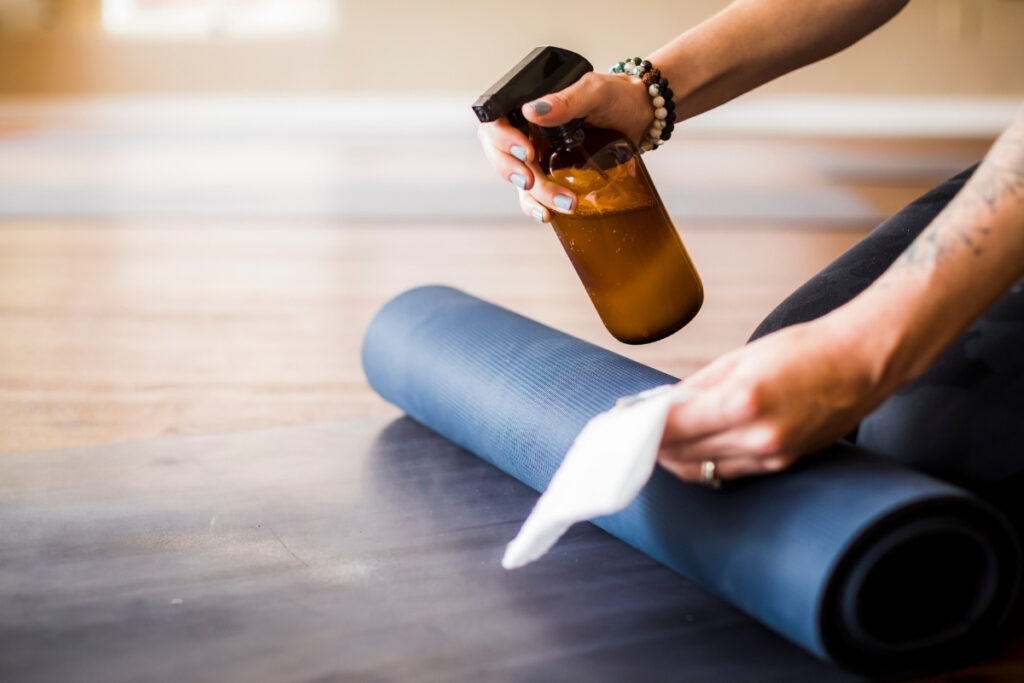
[{"xmin": 472, "ymin": 46, "xmax": 593, "ymax": 135}]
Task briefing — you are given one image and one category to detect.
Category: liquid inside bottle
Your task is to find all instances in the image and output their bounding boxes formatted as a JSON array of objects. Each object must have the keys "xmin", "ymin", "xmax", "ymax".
[{"xmin": 539, "ymin": 124, "xmax": 703, "ymax": 344}]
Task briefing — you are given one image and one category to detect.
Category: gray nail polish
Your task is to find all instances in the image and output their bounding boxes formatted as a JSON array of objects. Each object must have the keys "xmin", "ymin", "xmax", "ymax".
[
  {"xmin": 510, "ymin": 173, "xmax": 527, "ymax": 189},
  {"xmin": 554, "ymin": 194, "xmax": 573, "ymax": 211},
  {"xmin": 528, "ymin": 100, "xmax": 551, "ymax": 115},
  {"xmin": 531, "ymin": 207, "xmax": 545, "ymax": 223},
  {"xmin": 510, "ymin": 145, "xmax": 528, "ymax": 162}
]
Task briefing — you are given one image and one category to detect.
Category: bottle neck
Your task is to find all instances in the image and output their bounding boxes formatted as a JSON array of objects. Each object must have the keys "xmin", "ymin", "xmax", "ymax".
[{"xmin": 541, "ymin": 118, "xmax": 585, "ymax": 147}]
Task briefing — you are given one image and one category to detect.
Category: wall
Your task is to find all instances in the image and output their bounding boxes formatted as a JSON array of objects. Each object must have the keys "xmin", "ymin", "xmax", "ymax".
[{"xmin": 0, "ymin": 0, "xmax": 1022, "ymax": 96}]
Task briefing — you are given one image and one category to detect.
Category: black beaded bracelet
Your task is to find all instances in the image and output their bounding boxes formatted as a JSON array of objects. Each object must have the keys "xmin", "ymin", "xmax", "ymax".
[{"xmin": 609, "ymin": 57, "xmax": 676, "ymax": 152}]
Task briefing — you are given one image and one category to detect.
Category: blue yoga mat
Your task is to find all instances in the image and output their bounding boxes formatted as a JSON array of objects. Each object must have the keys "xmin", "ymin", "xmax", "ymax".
[{"xmin": 361, "ymin": 285, "xmax": 1020, "ymax": 674}]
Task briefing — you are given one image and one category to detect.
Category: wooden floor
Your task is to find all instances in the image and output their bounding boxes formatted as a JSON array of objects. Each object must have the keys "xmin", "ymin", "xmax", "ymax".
[
  {"xmin": 0, "ymin": 220, "xmax": 869, "ymax": 454},
  {"xmin": 2, "ymin": 98, "xmax": 1022, "ymax": 679},
  {"xmin": 0, "ymin": 98, "xmax": 994, "ymax": 455}
]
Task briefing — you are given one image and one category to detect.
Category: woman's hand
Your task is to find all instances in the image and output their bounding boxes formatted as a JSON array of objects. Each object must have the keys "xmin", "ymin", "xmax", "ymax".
[
  {"xmin": 475, "ymin": 72, "xmax": 652, "ymax": 223},
  {"xmin": 658, "ymin": 314, "xmax": 894, "ymax": 483},
  {"xmin": 659, "ymin": 103, "xmax": 1024, "ymax": 486},
  {"xmin": 475, "ymin": 0, "xmax": 913, "ymax": 223}
]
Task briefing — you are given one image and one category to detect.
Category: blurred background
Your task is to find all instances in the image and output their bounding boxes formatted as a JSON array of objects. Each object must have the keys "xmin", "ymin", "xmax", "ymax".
[
  {"xmin": 1, "ymin": 0, "xmax": 1022, "ymax": 455},
  {"xmin": 0, "ymin": 0, "xmax": 1021, "ymax": 220},
  {"xmin": 0, "ymin": 0, "xmax": 1022, "ymax": 95}
]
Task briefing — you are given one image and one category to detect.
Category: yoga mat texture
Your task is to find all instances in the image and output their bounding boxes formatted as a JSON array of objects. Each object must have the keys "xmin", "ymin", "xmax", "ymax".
[{"xmin": 362, "ymin": 285, "xmax": 1020, "ymax": 675}]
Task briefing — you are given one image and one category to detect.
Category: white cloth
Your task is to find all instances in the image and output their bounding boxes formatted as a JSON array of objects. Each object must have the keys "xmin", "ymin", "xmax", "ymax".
[{"xmin": 502, "ymin": 383, "xmax": 694, "ymax": 570}]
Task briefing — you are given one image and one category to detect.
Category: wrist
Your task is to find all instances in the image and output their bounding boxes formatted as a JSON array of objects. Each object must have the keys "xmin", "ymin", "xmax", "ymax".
[
  {"xmin": 646, "ymin": 15, "xmax": 743, "ymax": 121},
  {"xmin": 609, "ymin": 59, "xmax": 677, "ymax": 152},
  {"xmin": 598, "ymin": 73, "xmax": 659, "ymax": 148},
  {"xmin": 831, "ymin": 249, "xmax": 989, "ymax": 392},
  {"xmin": 646, "ymin": 47, "xmax": 706, "ymax": 122},
  {"xmin": 817, "ymin": 300, "xmax": 909, "ymax": 403}
]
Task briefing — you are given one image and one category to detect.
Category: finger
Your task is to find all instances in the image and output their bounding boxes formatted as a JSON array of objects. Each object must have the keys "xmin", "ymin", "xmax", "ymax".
[
  {"xmin": 482, "ymin": 152, "xmax": 575, "ymax": 214},
  {"xmin": 715, "ymin": 456, "xmax": 784, "ymax": 479},
  {"xmin": 662, "ymin": 423, "xmax": 788, "ymax": 463},
  {"xmin": 477, "ymin": 122, "xmax": 575, "ymax": 212},
  {"xmin": 518, "ymin": 189, "xmax": 549, "ymax": 224},
  {"xmin": 479, "ymin": 135, "xmax": 534, "ymax": 190},
  {"xmin": 659, "ymin": 454, "xmax": 785, "ymax": 484},
  {"xmin": 655, "ymin": 450, "xmax": 790, "ymax": 483},
  {"xmin": 477, "ymin": 118, "xmax": 534, "ymax": 163},
  {"xmin": 657, "ymin": 456, "xmax": 772, "ymax": 484},
  {"xmin": 521, "ymin": 72, "xmax": 607, "ymax": 128},
  {"xmin": 663, "ymin": 387, "xmax": 751, "ymax": 443},
  {"xmin": 477, "ymin": 121, "xmax": 535, "ymax": 189},
  {"xmin": 681, "ymin": 351, "xmax": 741, "ymax": 391},
  {"xmin": 524, "ymin": 164, "xmax": 577, "ymax": 214}
]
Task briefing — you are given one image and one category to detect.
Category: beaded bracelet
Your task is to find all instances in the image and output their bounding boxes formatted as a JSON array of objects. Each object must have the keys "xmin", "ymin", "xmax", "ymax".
[{"xmin": 609, "ymin": 57, "xmax": 676, "ymax": 152}]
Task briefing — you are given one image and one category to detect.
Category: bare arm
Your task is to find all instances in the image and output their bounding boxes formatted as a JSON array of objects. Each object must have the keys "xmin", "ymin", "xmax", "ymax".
[
  {"xmin": 659, "ymin": 106, "xmax": 1024, "ymax": 482},
  {"xmin": 841, "ymin": 106, "xmax": 1024, "ymax": 391},
  {"xmin": 652, "ymin": 0, "xmax": 911, "ymax": 122},
  {"xmin": 479, "ymin": 0, "xmax": 911, "ymax": 221}
]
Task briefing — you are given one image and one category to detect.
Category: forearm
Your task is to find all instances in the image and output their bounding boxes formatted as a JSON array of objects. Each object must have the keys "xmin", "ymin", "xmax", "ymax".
[
  {"xmin": 648, "ymin": 0, "xmax": 909, "ymax": 121},
  {"xmin": 830, "ymin": 107, "xmax": 1024, "ymax": 393}
]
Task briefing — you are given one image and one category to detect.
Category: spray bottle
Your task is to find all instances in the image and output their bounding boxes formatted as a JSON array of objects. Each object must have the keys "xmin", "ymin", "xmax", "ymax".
[{"xmin": 473, "ymin": 46, "xmax": 703, "ymax": 344}]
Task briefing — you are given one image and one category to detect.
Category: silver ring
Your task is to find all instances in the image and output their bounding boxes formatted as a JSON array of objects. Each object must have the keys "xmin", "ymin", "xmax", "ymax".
[{"xmin": 700, "ymin": 459, "xmax": 721, "ymax": 489}]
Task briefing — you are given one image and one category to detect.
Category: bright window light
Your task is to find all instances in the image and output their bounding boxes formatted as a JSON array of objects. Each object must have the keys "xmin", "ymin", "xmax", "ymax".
[{"xmin": 102, "ymin": 0, "xmax": 337, "ymax": 38}]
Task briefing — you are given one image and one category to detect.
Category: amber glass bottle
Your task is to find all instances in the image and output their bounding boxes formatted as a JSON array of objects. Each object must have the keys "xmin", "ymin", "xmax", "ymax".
[{"xmin": 537, "ymin": 121, "xmax": 703, "ymax": 344}]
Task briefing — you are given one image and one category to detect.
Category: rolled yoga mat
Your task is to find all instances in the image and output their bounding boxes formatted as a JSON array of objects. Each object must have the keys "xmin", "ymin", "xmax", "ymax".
[{"xmin": 361, "ymin": 285, "xmax": 1021, "ymax": 675}]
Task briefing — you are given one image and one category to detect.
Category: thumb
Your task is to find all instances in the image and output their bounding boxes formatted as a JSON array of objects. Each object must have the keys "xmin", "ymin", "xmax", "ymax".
[
  {"xmin": 521, "ymin": 72, "xmax": 604, "ymax": 128},
  {"xmin": 682, "ymin": 351, "xmax": 741, "ymax": 391}
]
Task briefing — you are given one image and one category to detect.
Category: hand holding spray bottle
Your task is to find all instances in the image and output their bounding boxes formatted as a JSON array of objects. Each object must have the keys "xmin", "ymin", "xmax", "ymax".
[{"xmin": 473, "ymin": 46, "xmax": 703, "ymax": 344}]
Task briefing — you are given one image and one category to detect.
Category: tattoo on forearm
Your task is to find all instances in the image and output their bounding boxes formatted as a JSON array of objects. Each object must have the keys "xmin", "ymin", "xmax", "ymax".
[
  {"xmin": 899, "ymin": 224, "xmax": 990, "ymax": 265},
  {"xmin": 896, "ymin": 109, "xmax": 1024, "ymax": 270},
  {"xmin": 968, "ymin": 123, "xmax": 1024, "ymax": 210}
]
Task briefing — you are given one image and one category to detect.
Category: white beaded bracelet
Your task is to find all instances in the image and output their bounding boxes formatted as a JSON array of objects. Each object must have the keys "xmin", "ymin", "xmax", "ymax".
[{"xmin": 609, "ymin": 57, "xmax": 676, "ymax": 152}]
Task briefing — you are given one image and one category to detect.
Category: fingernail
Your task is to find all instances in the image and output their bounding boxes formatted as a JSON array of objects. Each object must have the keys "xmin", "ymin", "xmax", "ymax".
[
  {"xmin": 528, "ymin": 100, "xmax": 551, "ymax": 115},
  {"xmin": 554, "ymin": 194, "xmax": 573, "ymax": 212},
  {"xmin": 531, "ymin": 207, "xmax": 545, "ymax": 223},
  {"xmin": 510, "ymin": 145, "xmax": 528, "ymax": 162},
  {"xmin": 510, "ymin": 173, "xmax": 527, "ymax": 189}
]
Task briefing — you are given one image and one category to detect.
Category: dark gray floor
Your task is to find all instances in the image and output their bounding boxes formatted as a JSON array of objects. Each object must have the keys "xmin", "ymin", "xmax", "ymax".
[{"xmin": 0, "ymin": 416, "xmax": 865, "ymax": 682}]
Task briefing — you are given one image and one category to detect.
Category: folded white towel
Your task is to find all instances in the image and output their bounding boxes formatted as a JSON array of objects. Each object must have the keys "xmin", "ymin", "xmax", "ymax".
[{"xmin": 502, "ymin": 383, "xmax": 694, "ymax": 569}]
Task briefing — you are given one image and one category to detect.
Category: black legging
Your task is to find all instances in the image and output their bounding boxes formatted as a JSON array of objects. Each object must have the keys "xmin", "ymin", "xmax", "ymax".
[{"xmin": 750, "ymin": 166, "xmax": 1024, "ymax": 526}]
